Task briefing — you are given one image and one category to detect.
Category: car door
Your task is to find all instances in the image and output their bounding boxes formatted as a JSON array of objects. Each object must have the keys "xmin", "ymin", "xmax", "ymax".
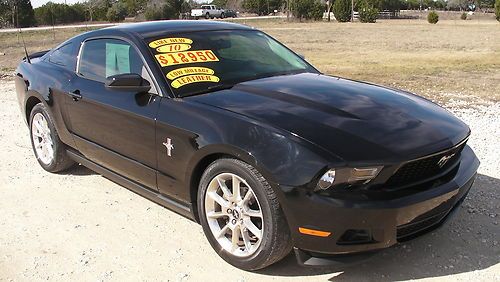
[{"xmin": 66, "ymin": 37, "xmax": 161, "ymax": 189}]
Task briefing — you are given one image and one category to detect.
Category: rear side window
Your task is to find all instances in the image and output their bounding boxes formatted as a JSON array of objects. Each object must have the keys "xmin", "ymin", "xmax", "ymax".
[
  {"xmin": 48, "ymin": 43, "xmax": 75, "ymax": 70},
  {"xmin": 78, "ymin": 39, "xmax": 146, "ymax": 83}
]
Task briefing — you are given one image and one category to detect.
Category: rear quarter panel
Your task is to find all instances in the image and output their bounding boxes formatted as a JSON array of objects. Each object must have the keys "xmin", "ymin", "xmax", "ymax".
[{"xmin": 15, "ymin": 59, "xmax": 76, "ymax": 148}]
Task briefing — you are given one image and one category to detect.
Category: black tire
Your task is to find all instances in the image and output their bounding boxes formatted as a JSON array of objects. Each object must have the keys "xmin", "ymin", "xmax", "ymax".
[
  {"xmin": 220, "ymin": 12, "xmax": 225, "ymax": 19},
  {"xmin": 29, "ymin": 103, "xmax": 75, "ymax": 173},
  {"xmin": 205, "ymin": 12, "xmax": 210, "ymax": 19},
  {"xmin": 198, "ymin": 158, "xmax": 292, "ymax": 270}
]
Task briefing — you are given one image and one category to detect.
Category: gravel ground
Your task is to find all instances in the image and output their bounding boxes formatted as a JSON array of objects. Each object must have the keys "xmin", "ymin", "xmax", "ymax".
[{"xmin": 0, "ymin": 79, "xmax": 498, "ymax": 281}]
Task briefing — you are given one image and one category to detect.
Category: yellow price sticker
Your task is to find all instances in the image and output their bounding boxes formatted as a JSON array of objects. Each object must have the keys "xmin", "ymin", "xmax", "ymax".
[
  {"xmin": 149, "ymin": 38, "xmax": 193, "ymax": 49},
  {"xmin": 155, "ymin": 50, "xmax": 219, "ymax": 67},
  {"xmin": 171, "ymin": 75, "xmax": 220, "ymax": 89},
  {"xmin": 157, "ymin": 43, "xmax": 192, "ymax": 53},
  {"xmin": 166, "ymin": 67, "xmax": 215, "ymax": 80}
]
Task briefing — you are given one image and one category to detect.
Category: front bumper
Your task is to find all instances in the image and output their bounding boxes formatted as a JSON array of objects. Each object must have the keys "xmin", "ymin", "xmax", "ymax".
[{"xmin": 281, "ymin": 145, "xmax": 479, "ymax": 265}]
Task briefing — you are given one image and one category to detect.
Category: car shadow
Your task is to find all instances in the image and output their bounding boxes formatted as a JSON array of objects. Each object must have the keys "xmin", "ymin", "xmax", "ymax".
[{"xmin": 258, "ymin": 173, "xmax": 500, "ymax": 280}]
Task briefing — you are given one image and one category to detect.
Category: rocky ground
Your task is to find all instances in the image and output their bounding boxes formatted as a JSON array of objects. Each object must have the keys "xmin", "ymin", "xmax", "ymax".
[{"xmin": 0, "ymin": 79, "xmax": 498, "ymax": 281}]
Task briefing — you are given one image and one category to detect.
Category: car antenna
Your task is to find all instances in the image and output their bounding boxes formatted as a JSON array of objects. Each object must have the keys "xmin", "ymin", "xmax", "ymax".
[{"xmin": 19, "ymin": 28, "xmax": 31, "ymax": 64}]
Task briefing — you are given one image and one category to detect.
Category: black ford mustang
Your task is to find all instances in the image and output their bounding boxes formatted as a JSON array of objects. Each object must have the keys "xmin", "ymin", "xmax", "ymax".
[{"xmin": 15, "ymin": 20, "xmax": 479, "ymax": 270}]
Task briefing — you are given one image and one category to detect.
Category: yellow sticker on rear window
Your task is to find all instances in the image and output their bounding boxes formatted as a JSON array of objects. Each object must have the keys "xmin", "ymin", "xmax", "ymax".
[
  {"xmin": 166, "ymin": 67, "xmax": 215, "ymax": 80},
  {"xmin": 149, "ymin": 38, "xmax": 193, "ymax": 49},
  {"xmin": 157, "ymin": 43, "xmax": 191, "ymax": 53},
  {"xmin": 171, "ymin": 75, "xmax": 220, "ymax": 89},
  {"xmin": 155, "ymin": 50, "xmax": 219, "ymax": 67}
]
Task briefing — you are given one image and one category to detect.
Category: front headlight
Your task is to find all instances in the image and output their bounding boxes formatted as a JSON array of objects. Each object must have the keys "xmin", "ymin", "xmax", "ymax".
[
  {"xmin": 316, "ymin": 166, "xmax": 382, "ymax": 190},
  {"xmin": 317, "ymin": 169, "xmax": 336, "ymax": 190}
]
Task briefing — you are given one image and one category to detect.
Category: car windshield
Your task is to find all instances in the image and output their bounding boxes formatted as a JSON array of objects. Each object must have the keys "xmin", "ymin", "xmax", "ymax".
[{"xmin": 146, "ymin": 30, "xmax": 317, "ymax": 97}]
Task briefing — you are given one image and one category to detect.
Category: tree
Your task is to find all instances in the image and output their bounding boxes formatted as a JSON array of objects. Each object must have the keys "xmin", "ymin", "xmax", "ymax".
[
  {"xmin": 120, "ymin": 0, "xmax": 147, "ymax": 16},
  {"xmin": 496, "ymin": 0, "xmax": 499, "ymax": 21},
  {"xmin": 333, "ymin": 0, "xmax": 351, "ymax": 22},
  {"xmin": 144, "ymin": 0, "xmax": 182, "ymax": 20},
  {"xmin": 107, "ymin": 2, "xmax": 127, "ymax": 22},
  {"xmin": 0, "ymin": 1, "xmax": 9, "ymax": 27},
  {"xmin": 447, "ymin": 0, "xmax": 468, "ymax": 10},
  {"xmin": 358, "ymin": 0, "xmax": 378, "ymax": 22},
  {"xmin": 380, "ymin": 0, "xmax": 400, "ymax": 17},
  {"xmin": 34, "ymin": 2, "xmax": 87, "ymax": 26},
  {"xmin": 85, "ymin": 0, "xmax": 110, "ymax": 22},
  {"xmin": 291, "ymin": 0, "xmax": 323, "ymax": 20},
  {"xmin": 211, "ymin": 0, "xmax": 228, "ymax": 8},
  {"xmin": 243, "ymin": 0, "xmax": 284, "ymax": 15},
  {"xmin": 0, "ymin": 0, "xmax": 35, "ymax": 27}
]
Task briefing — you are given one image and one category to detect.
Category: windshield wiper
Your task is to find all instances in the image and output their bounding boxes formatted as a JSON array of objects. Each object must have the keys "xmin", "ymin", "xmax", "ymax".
[{"xmin": 181, "ymin": 84, "xmax": 235, "ymax": 98}]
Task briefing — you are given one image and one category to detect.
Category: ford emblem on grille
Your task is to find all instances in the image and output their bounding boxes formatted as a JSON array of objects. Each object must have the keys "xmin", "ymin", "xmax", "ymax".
[{"xmin": 437, "ymin": 153, "xmax": 456, "ymax": 168}]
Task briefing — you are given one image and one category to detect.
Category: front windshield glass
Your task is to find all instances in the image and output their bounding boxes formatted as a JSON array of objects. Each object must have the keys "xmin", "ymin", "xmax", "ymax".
[{"xmin": 146, "ymin": 30, "xmax": 317, "ymax": 97}]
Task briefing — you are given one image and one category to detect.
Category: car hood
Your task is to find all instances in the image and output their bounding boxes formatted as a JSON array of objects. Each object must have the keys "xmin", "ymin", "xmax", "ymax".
[{"xmin": 189, "ymin": 73, "xmax": 470, "ymax": 163}]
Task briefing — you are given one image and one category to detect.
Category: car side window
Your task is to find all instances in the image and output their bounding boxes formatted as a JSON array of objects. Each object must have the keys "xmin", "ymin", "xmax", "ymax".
[
  {"xmin": 78, "ymin": 38, "xmax": 158, "ymax": 94},
  {"xmin": 48, "ymin": 43, "xmax": 75, "ymax": 70}
]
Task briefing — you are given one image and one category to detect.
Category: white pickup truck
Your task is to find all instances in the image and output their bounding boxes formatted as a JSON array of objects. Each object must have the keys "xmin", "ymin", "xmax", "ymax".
[{"xmin": 191, "ymin": 5, "xmax": 225, "ymax": 19}]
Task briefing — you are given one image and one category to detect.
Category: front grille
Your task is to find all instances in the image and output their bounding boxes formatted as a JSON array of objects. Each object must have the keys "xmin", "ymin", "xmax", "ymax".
[
  {"xmin": 396, "ymin": 210, "xmax": 448, "ymax": 240},
  {"xmin": 386, "ymin": 141, "xmax": 466, "ymax": 188}
]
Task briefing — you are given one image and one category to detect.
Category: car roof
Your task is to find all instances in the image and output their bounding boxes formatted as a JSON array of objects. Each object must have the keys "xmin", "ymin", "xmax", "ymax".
[{"xmin": 103, "ymin": 20, "xmax": 253, "ymax": 38}]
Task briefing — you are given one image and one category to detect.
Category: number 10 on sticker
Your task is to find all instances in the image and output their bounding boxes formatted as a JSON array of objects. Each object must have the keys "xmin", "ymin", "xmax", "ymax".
[{"xmin": 155, "ymin": 50, "xmax": 219, "ymax": 67}]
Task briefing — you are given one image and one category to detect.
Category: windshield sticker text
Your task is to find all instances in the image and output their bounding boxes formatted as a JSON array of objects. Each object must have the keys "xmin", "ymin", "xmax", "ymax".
[
  {"xmin": 157, "ymin": 43, "xmax": 192, "ymax": 53},
  {"xmin": 155, "ymin": 50, "xmax": 219, "ymax": 67},
  {"xmin": 149, "ymin": 38, "xmax": 193, "ymax": 49},
  {"xmin": 167, "ymin": 67, "xmax": 215, "ymax": 80},
  {"xmin": 171, "ymin": 75, "xmax": 220, "ymax": 89}
]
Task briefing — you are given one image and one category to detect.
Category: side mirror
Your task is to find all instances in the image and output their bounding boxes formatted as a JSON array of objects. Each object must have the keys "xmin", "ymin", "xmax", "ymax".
[{"xmin": 105, "ymin": 73, "xmax": 151, "ymax": 93}]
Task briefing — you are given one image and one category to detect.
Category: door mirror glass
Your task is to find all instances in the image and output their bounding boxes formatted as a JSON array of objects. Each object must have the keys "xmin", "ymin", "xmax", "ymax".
[{"xmin": 105, "ymin": 73, "xmax": 151, "ymax": 93}]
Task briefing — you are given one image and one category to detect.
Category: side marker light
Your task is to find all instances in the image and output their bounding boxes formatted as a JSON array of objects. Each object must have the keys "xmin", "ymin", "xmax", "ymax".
[{"xmin": 298, "ymin": 227, "xmax": 331, "ymax": 237}]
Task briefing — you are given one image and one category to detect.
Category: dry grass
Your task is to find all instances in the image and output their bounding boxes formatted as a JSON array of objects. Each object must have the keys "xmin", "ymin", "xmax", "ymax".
[
  {"xmin": 249, "ymin": 19, "xmax": 500, "ymax": 102},
  {"xmin": 0, "ymin": 27, "xmax": 96, "ymax": 73},
  {"xmin": 1, "ymin": 18, "xmax": 499, "ymax": 102}
]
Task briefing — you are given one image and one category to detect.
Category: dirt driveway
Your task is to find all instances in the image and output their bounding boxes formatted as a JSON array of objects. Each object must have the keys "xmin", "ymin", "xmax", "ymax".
[{"xmin": 0, "ymin": 80, "xmax": 498, "ymax": 281}]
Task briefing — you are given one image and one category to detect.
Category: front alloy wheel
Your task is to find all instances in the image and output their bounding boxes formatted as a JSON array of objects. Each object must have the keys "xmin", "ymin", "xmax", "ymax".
[
  {"xmin": 198, "ymin": 158, "xmax": 292, "ymax": 270},
  {"xmin": 204, "ymin": 173, "xmax": 264, "ymax": 257}
]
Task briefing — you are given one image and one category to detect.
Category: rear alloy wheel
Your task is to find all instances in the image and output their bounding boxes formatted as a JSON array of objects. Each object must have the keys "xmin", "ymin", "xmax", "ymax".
[
  {"xmin": 31, "ymin": 112, "xmax": 54, "ymax": 165},
  {"xmin": 198, "ymin": 158, "xmax": 292, "ymax": 270},
  {"xmin": 29, "ymin": 103, "xmax": 75, "ymax": 172}
]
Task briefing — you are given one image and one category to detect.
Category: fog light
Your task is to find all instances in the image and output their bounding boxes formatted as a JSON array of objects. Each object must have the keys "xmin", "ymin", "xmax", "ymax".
[
  {"xmin": 317, "ymin": 169, "xmax": 336, "ymax": 190},
  {"xmin": 348, "ymin": 167, "xmax": 381, "ymax": 184}
]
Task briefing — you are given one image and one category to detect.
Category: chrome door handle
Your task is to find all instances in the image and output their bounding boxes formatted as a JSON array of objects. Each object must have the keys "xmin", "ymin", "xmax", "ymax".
[{"xmin": 69, "ymin": 90, "xmax": 82, "ymax": 101}]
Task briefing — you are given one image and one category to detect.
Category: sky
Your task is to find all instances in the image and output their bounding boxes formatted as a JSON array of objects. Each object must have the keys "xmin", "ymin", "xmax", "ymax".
[{"xmin": 31, "ymin": 0, "xmax": 82, "ymax": 8}]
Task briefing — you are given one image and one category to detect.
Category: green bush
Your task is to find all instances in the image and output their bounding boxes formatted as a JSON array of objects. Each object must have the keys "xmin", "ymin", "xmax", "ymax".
[
  {"xmin": 359, "ymin": 3, "xmax": 378, "ymax": 23},
  {"xmin": 107, "ymin": 3, "xmax": 127, "ymax": 22},
  {"xmin": 310, "ymin": 1, "xmax": 325, "ymax": 20},
  {"xmin": 333, "ymin": 0, "xmax": 351, "ymax": 22},
  {"xmin": 427, "ymin": 11, "xmax": 439, "ymax": 24},
  {"xmin": 460, "ymin": 12, "xmax": 467, "ymax": 20},
  {"xmin": 292, "ymin": 0, "xmax": 324, "ymax": 21},
  {"xmin": 144, "ymin": 4, "xmax": 176, "ymax": 20},
  {"xmin": 496, "ymin": 0, "xmax": 500, "ymax": 22},
  {"xmin": 243, "ymin": 0, "xmax": 284, "ymax": 16}
]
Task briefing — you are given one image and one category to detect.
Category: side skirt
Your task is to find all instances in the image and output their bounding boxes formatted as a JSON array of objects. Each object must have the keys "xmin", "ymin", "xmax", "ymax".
[{"xmin": 67, "ymin": 150, "xmax": 196, "ymax": 221}]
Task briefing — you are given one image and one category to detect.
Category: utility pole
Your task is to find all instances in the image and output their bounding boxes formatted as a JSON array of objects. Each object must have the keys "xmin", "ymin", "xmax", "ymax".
[
  {"xmin": 286, "ymin": 0, "xmax": 290, "ymax": 21},
  {"xmin": 351, "ymin": 0, "xmax": 354, "ymax": 22}
]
